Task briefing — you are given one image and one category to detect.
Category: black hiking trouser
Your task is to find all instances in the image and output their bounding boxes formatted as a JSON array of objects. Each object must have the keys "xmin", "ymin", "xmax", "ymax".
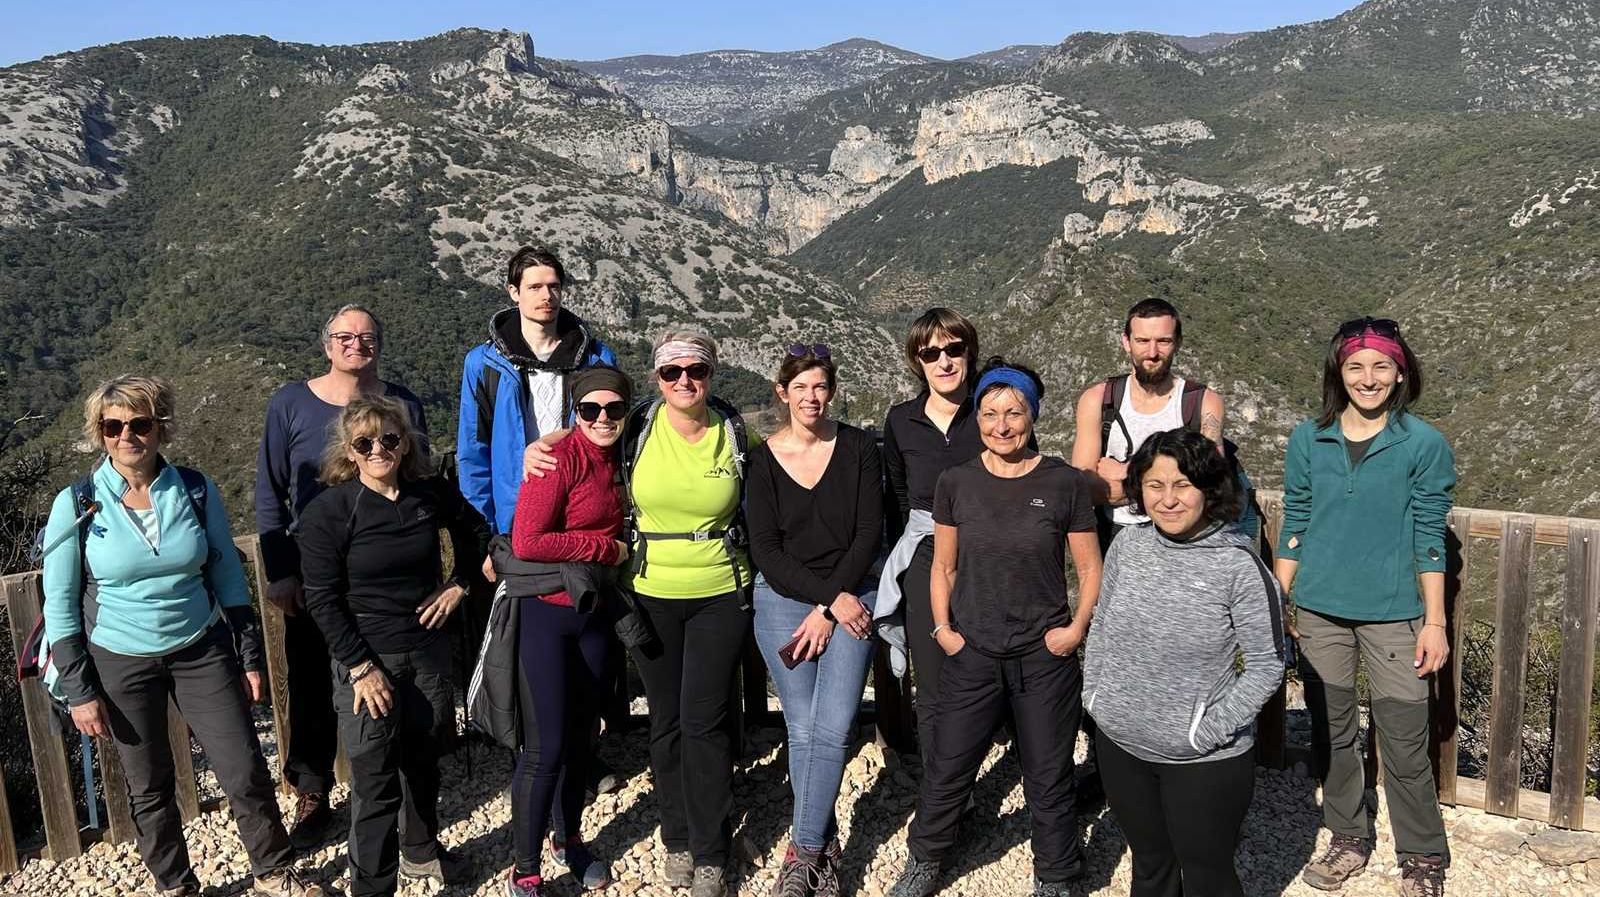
[
  {"xmin": 333, "ymin": 638, "xmax": 454, "ymax": 897},
  {"xmin": 283, "ymin": 610, "xmax": 338, "ymax": 796},
  {"xmin": 901, "ymin": 539, "xmax": 947, "ymax": 756},
  {"xmin": 1096, "ymin": 731, "xmax": 1255, "ymax": 897},
  {"xmin": 91, "ymin": 624, "xmax": 294, "ymax": 891},
  {"xmin": 908, "ymin": 644, "xmax": 1084, "ymax": 883},
  {"xmin": 628, "ymin": 591, "xmax": 750, "ymax": 868}
]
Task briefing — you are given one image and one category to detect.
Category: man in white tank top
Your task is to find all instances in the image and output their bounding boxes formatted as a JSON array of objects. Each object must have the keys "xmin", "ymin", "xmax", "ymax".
[{"xmin": 1070, "ymin": 298, "xmax": 1226, "ymax": 535}]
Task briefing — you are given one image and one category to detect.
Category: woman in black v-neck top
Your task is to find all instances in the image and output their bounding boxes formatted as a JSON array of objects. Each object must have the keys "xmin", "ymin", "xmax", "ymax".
[{"xmin": 746, "ymin": 346, "xmax": 883, "ymax": 889}]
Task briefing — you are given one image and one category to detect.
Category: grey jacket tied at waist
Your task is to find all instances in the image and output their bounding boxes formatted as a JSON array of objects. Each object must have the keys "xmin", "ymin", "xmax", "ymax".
[
  {"xmin": 487, "ymin": 534, "xmax": 617, "ymax": 614},
  {"xmin": 873, "ymin": 508, "xmax": 934, "ymax": 678}
]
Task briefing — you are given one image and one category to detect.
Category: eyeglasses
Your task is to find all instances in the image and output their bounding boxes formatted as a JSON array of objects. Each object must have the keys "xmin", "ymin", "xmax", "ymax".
[
  {"xmin": 787, "ymin": 343, "xmax": 832, "ymax": 359},
  {"xmin": 330, "ymin": 332, "xmax": 380, "ymax": 347},
  {"xmin": 658, "ymin": 363, "xmax": 712, "ymax": 383},
  {"xmin": 351, "ymin": 432, "xmax": 402, "ymax": 455},
  {"xmin": 1336, "ymin": 317, "xmax": 1400, "ymax": 339},
  {"xmin": 915, "ymin": 340, "xmax": 967, "ymax": 364},
  {"xmin": 99, "ymin": 417, "xmax": 158, "ymax": 439},
  {"xmin": 576, "ymin": 401, "xmax": 628, "ymax": 422}
]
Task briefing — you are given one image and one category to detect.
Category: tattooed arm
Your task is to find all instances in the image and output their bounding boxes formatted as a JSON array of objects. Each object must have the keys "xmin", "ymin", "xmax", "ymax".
[{"xmin": 1200, "ymin": 388, "xmax": 1226, "ymax": 452}]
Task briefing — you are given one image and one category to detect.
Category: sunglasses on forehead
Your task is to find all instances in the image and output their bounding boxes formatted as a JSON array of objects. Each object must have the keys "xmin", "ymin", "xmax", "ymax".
[
  {"xmin": 1336, "ymin": 317, "xmax": 1401, "ymax": 339},
  {"xmin": 99, "ymin": 417, "xmax": 159, "ymax": 439},
  {"xmin": 787, "ymin": 343, "xmax": 831, "ymax": 359},
  {"xmin": 657, "ymin": 362, "xmax": 712, "ymax": 383},
  {"xmin": 915, "ymin": 340, "xmax": 967, "ymax": 364},
  {"xmin": 351, "ymin": 432, "xmax": 402, "ymax": 455},
  {"xmin": 576, "ymin": 401, "xmax": 628, "ymax": 422}
]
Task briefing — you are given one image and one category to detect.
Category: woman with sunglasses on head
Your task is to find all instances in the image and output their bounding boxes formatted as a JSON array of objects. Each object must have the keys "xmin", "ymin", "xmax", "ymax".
[
  {"xmin": 876, "ymin": 308, "xmax": 983, "ymax": 757},
  {"xmin": 1276, "ymin": 318, "xmax": 1455, "ymax": 897},
  {"xmin": 40, "ymin": 376, "xmax": 328, "ymax": 897},
  {"xmin": 501, "ymin": 366, "xmax": 634, "ymax": 897},
  {"xmin": 747, "ymin": 344, "xmax": 883, "ymax": 897},
  {"xmin": 298, "ymin": 396, "xmax": 490, "ymax": 897},
  {"xmin": 620, "ymin": 330, "xmax": 761, "ymax": 897},
  {"xmin": 888, "ymin": 358, "xmax": 1099, "ymax": 897},
  {"xmin": 1084, "ymin": 429, "xmax": 1286, "ymax": 897}
]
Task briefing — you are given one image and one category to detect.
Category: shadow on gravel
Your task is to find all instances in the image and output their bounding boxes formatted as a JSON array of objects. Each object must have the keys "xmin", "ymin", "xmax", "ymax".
[{"xmin": 1235, "ymin": 768, "xmax": 1321, "ymax": 896}]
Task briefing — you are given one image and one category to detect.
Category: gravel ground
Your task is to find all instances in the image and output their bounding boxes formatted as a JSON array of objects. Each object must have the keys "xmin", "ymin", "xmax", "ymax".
[{"xmin": 4, "ymin": 721, "xmax": 1596, "ymax": 897}]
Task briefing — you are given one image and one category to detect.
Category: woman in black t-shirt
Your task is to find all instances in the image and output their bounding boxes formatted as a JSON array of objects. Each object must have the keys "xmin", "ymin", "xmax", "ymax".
[
  {"xmin": 299, "ymin": 396, "xmax": 489, "ymax": 897},
  {"xmin": 888, "ymin": 359, "xmax": 1102, "ymax": 897}
]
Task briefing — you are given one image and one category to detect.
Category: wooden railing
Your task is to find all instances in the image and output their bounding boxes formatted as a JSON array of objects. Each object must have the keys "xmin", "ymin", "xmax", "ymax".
[{"xmin": 2, "ymin": 497, "xmax": 1598, "ymax": 871}]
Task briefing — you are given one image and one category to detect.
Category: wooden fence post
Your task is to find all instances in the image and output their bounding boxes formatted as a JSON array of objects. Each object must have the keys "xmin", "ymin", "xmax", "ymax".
[
  {"xmin": 1254, "ymin": 492, "xmax": 1287, "ymax": 768},
  {"xmin": 241, "ymin": 537, "xmax": 294, "ymax": 795},
  {"xmin": 94, "ymin": 735, "xmax": 137, "ymax": 845},
  {"xmin": 1485, "ymin": 514, "xmax": 1536, "ymax": 817},
  {"xmin": 1550, "ymin": 521, "xmax": 1600, "ymax": 829},
  {"xmin": 2, "ymin": 574, "xmax": 82, "ymax": 862},
  {"xmin": 0, "ymin": 729, "xmax": 17, "ymax": 872},
  {"xmin": 1435, "ymin": 509, "xmax": 1472, "ymax": 805},
  {"xmin": 167, "ymin": 699, "xmax": 201, "ymax": 824}
]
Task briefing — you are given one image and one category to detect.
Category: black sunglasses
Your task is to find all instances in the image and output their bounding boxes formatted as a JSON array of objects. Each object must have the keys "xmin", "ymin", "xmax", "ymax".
[
  {"xmin": 100, "ymin": 417, "xmax": 158, "ymax": 439},
  {"xmin": 658, "ymin": 363, "xmax": 712, "ymax": 383},
  {"xmin": 1336, "ymin": 317, "xmax": 1400, "ymax": 339},
  {"xmin": 787, "ymin": 343, "xmax": 832, "ymax": 359},
  {"xmin": 576, "ymin": 401, "xmax": 628, "ymax": 422},
  {"xmin": 915, "ymin": 340, "xmax": 967, "ymax": 364},
  {"xmin": 351, "ymin": 432, "xmax": 402, "ymax": 455}
]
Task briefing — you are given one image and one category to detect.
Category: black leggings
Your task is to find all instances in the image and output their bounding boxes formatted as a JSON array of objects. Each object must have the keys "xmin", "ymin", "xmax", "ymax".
[
  {"xmin": 511, "ymin": 597, "xmax": 611, "ymax": 875},
  {"xmin": 1096, "ymin": 731, "xmax": 1255, "ymax": 897}
]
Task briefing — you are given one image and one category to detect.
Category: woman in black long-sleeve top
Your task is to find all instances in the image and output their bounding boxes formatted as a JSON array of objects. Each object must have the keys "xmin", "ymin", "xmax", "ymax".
[
  {"xmin": 299, "ymin": 396, "xmax": 490, "ymax": 897},
  {"xmin": 877, "ymin": 308, "xmax": 983, "ymax": 757},
  {"xmin": 748, "ymin": 345, "xmax": 884, "ymax": 896}
]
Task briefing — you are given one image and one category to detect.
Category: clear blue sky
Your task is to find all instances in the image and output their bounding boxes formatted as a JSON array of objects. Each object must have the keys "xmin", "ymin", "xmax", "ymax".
[{"xmin": 2, "ymin": 1, "xmax": 1365, "ymax": 67}]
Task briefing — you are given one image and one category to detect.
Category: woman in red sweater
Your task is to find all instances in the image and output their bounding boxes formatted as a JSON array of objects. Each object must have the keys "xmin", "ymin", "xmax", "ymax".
[{"xmin": 505, "ymin": 365, "xmax": 633, "ymax": 897}]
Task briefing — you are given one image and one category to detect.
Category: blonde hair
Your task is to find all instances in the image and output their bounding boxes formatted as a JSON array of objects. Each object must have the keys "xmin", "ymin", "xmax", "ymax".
[
  {"xmin": 652, "ymin": 329, "xmax": 719, "ymax": 371},
  {"xmin": 318, "ymin": 396, "xmax": 431, "ymax": 484},
  {"xmin": 82, "ymin": 375, "xmax": 177, "ymax": 449}
]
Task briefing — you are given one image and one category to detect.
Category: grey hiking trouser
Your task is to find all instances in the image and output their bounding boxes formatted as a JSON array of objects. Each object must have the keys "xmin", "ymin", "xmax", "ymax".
[{"xmin": 1296, "ymin": 608, "xmax": 1450, "ymax": 864}]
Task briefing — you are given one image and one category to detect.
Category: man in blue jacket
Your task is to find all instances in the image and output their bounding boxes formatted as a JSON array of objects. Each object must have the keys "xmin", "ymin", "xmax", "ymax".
[{"xmin": 457, "ymin": 246, "xmax": 617, "ymax": 537}]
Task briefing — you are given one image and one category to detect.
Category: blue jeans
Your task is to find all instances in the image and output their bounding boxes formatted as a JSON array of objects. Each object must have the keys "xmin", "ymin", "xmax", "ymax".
[{"xmin": 752, "ymin": 576, "xmax": 876, "ymax": 850}]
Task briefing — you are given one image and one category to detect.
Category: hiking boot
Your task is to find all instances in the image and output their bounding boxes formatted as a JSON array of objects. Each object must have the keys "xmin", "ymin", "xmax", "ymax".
[
  {"xmin": 771, "ymin": 844, "xmax": 825, "ymax": 897},
  {"xmin": 288, "ymin": 791, "xmax": 333, "ymax": 850},
  {"xmin": 505, "ymin": 870, "xmax": 543, "ymax": 897},
  {"xmin": 149, "ymin": 884, "xmax": 200, "ymax": 897},
  {"xmin": 253, "ymin": 866, "xmax": 334, "ymax": 896},
  {"xmin": 1398, "ymin": 856, "xmax": 1446, "ymax": 897},
  {"xmin": 550, "ymin": 835, "xmax": 613, "ymax": 890},
  {"xmin": 1031, "ymin": 879, "xmax": 1079, "ymax": 897},
  {"xmin": 1301, "ymin": 833, "xmax": 1371, "ymax": 890},
  {"xmin": 691, "ymin": 864, "xmax": 728, "ymax": 897},
  {"xmin": 887, "ymin": 858, "xmax": 941, "ymax": 897},
  {"xmin": 664, "ymin": 850, "xmax": 694, "ymax": 888},
  {"xmin": 399, "ymin": 845, "xmax": 468, "ymax": 885}
]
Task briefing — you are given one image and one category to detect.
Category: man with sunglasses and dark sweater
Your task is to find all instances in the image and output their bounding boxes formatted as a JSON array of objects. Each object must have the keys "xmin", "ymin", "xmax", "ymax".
[{"xmin": 254, "ymin": 302, "xmax": 428, "ymax": 850}]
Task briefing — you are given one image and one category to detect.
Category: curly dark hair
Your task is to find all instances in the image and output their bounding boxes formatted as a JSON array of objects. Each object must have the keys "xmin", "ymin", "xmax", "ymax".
[{"xmin": 1124, "ymin": 428, "xmax": 1241, "ymax": 524}]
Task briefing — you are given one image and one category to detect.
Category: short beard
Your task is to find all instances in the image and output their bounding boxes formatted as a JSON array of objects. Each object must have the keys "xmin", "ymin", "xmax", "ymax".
[{"xmin": 1133, "ymin": 358, "xmax": 1173, "ymax": 387}]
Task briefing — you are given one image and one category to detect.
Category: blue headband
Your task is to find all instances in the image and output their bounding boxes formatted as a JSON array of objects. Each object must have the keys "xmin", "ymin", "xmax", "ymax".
[{"xmin": 974, "ymin": 367, "xmax": 1042, "ymax": 420}]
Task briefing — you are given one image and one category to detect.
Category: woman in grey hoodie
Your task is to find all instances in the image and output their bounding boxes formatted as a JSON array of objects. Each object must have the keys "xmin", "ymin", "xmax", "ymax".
[{"xmin": 1083, "ymin": 429, "xmax": 1286, "ymax": 897}]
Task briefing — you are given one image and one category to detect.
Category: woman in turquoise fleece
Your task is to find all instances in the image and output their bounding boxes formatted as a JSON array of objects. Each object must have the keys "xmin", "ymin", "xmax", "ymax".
[
  {"xmin": 40, "ymin": 376, "xmax": 326, "ymax": 897},
  {"xmin": 1274, "ymin": 319, "xmax": 1455, "ymax": 897}
]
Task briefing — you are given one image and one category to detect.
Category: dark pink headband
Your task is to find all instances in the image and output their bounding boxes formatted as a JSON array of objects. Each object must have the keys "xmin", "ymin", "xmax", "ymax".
[{"xmin": 1338, "ymin": 330, "xmax": 1407, "ymax": 371}]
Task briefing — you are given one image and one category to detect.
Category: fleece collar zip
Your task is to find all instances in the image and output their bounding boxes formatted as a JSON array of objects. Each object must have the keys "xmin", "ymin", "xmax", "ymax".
[
  {"xmin": 905, "ymin": 389, "xmax": 975, "ymax": 447},
  {"xmin": 98, "ymin": 456, "xmax": 176, "ymax": 556},
  {"xmin": 1313, "ymin": 415, "xmax": 1412, "ymax": 493}
]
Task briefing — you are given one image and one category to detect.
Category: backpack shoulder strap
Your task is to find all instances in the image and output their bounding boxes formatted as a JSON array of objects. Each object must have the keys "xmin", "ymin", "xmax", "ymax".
[
  {"xmin": 175, "ymin": 466, "xmax": 209, "ymax": 529},
  {"xmin": 1100, "ymin": 375, "xmax": 1133, "ymax": 459},
  {"xmin": 708, "ymin": 396, "xmax": 749, "ymax": 488},
  {"xmin": 1180, "ymin": 379, "xmax": 1208, "ymax": 432}
]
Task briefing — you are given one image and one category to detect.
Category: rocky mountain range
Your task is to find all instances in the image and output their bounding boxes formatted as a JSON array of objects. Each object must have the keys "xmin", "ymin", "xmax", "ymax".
[{"xmin": 2, "ymin": 0, "xmax": 1598, "ymax": 521}]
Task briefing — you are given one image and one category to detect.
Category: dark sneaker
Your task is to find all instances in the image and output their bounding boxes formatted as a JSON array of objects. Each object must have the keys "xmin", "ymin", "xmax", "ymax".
[
  {"xmin": 288, "ymin": 791, "xmax": 333, "ymax": 851},
  {"xmin": 691, "ymin": 865, "xmax": 728, "ymax": 897},
  {"xmin": 505, "ymin": 870, "xmax": 543, "ymax": 897},
  {"xmin": 887, "ymin": 858, "xmax": 941, "ymax": 897},
  {"xmin": 1301, "ymin": 833, "xmax": 1370, "ymax": 890},
  {"xmin": 1032, "ymin": 879, "xmax": 1078, "ymax": 897},
  {"xmin": 771, "ymin": 844, "xmax": 824, "ymax": 897},
  {"xmin": 400, "ymin": 846, "xmax": 468, "ymax": 885},
  {"xmin": 816, "ymin": 840, "xmax": 842, "ymax": 897},
  {"xmin": 253, "ymin": 867, "xmax": 333, "ymax": 896},
  {"xmin": 549, "ymin": 835, "xmax": 613, "ymax": 890},
  {"xmin": 149, "ymin": 885, "xmax": 201, "ymax": 897},
  {"xmin": 1398, "ymin": 856, "xmax": 1446, "ymax": 897},
  {"xmin": 664, "ymin": 850, "xmax": 694, "ymax": 888}
]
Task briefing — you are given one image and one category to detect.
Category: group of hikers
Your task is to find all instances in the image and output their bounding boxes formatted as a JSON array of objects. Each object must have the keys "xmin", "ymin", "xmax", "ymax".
[{"xmin": 37, "ymin": 244, "xmax": 1456, "ymax": 897}]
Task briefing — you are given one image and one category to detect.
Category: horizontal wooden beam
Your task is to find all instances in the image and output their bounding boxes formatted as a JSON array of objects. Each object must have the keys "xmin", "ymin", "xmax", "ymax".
[
  {"xmin": 1255, "ymin": 490, "xmax": 1575, "ymax": 547},
  {"xmin": 1451, "ymin": 777, "xmax": 1600, "ymax": 834}
]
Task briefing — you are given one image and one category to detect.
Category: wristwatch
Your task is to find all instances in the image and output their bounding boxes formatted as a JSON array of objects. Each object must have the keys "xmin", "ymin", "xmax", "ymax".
[{"xmin": 817, "ymin": 604, "xmax": 836, "ymax": 622}]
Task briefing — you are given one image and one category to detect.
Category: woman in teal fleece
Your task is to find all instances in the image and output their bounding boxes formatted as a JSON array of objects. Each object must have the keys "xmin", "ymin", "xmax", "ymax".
[
  {"xmin": 1275, "ymin": 318, "xmax": 1455, "ymax": 897},
  {"xmin": 40, "ymin": 376, "xmax": 325, "ymax": 897}
]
